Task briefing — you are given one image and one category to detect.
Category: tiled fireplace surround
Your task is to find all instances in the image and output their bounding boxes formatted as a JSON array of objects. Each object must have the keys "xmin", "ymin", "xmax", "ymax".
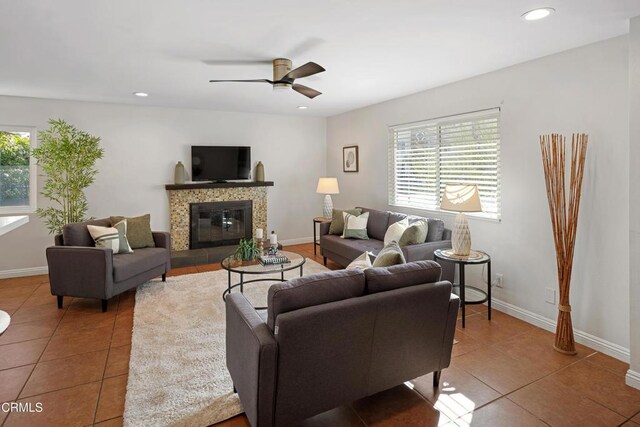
[{"xmin": 166, "ymin": 185, "xmax": 268, "ymax": 251}]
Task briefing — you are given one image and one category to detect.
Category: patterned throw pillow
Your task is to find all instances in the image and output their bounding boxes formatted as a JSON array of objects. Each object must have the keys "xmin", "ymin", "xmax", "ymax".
[
  {"xmin": 398, "ymin": 219, "xmax": 429, "ymax": 246},
  {"xmin": 329, "ymin": 208, "xmax": 362, "ymax": 235},
  {"xmin": 112, "ymin": 219, "xmax": 133, "ymax": 254},
  {"xmin": 372, "ymin": 241, "xmax": 406, "ymax": 267},
  {"xmin": 346, "ymin": 251, "xmax": 373, "ymax": 270},
  {"xmin": 342, "ymin": 211, "xmax": 369, "ymax": 239},
  {"xmin": 87, "ymin": 225, "xmax": 122, "ymax": 253},
  {"xmin": 384, "ymin": 218, "xmax": 409, "ymax": 246}
]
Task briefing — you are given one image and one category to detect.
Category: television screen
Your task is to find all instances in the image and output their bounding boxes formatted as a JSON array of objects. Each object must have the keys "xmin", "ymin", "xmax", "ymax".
[{"xmin": 191, "ymin": 146, "xmax": 251, "ymax": 181}]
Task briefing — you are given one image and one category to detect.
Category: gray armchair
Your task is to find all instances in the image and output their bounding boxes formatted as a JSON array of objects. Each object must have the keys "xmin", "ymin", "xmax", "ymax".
[{"xmin": 46, "ymin": 218, "xmax": 171, "ymax": 312}]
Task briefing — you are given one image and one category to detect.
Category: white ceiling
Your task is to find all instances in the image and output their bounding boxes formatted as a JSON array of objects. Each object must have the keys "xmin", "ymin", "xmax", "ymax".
[{"xmin": 1, "ymin": 1, "xmax": 639, "ymax": 117}]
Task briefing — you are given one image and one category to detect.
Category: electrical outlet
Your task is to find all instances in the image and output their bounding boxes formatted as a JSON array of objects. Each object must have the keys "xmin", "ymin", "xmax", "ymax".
[
  {"xmin": 494, "ymin": 273, "xmax": 504, "ymax": 288},
  {"xmin": 545, "ymin": 287, "xmax": 556, "ymax": 304}
]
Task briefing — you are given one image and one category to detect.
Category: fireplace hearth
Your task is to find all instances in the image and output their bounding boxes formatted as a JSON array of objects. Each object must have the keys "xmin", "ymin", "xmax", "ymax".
[{"xmin": 190, "ymin": 200, "xmax": 252, "ymax": 249}]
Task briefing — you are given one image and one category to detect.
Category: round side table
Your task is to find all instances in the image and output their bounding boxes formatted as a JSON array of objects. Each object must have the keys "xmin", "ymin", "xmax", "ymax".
[
  {"xmin": 434, "ymin": 249, "xmax": 491, "ymax": 328},
  {"xmin": 0, "ymin": 310, "xmax": 10, "ymax": 336},
  {"xmin": 313, "ymin": 216, "xmax": 331, "ymax": 256}
]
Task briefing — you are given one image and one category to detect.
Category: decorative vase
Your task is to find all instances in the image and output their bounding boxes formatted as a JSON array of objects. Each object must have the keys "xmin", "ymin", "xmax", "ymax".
[
  {"xmin": 174, "ymin": 161, "xmax": 185, "ymax": 184},
  {"xmin": 255, "ymin": 161, "xmax": 265, "ymax": 182}
]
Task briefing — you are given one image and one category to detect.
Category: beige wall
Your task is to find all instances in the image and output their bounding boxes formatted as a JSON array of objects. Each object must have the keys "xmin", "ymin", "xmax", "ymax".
[
  {"xmin": 0, "ymin": 96, "xmax": 326, "ymax": 274},
  {"xmin": 327, "ymin": 36, "xmax": 631, "ymax": 359},
  {"xmin": 628, "ymin": 16, "xmax": 640, "ymax": 389}
]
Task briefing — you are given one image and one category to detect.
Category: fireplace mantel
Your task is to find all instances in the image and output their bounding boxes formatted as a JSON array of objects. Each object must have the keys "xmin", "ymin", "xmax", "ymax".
[{"xmin": 165, "ymin": 181, "xmax": 274, "ymax": 191}]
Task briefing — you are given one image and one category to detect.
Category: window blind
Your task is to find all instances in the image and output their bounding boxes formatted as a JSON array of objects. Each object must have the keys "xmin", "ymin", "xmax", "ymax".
[{"xmin": 388, "ymin": 109, "xmax": 501, "ymax": 218}]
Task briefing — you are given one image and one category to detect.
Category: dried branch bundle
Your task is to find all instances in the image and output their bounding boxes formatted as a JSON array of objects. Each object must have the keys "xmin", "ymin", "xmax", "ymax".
[{"xmin": 540, "ymin": 133, "xmax": 588, "ymax": 354}]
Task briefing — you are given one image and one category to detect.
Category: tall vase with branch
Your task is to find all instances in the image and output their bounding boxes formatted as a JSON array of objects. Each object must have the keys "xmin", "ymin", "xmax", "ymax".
[
  {"xmin": 31, "ymin": 119, "xmax": 104, "ymax": 235},
  {"xmin": 540, "ymin": 133, "xmax": 588, "ymax": 354}
]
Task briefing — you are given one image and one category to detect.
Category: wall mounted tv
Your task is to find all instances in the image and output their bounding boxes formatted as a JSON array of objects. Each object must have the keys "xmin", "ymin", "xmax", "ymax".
[{"xmin": 191, "ymin": 146, "xmax": 251, "ymax": 182}]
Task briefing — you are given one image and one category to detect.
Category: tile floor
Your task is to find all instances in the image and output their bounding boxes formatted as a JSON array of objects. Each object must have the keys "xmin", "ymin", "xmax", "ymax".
[{"xmin": 0, "ymin": 243, "xmax": 638, "ymax": 426}]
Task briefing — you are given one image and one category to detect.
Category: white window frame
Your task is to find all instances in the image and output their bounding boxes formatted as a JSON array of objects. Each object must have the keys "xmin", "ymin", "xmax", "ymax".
[
  {"xmin": 388, "ymin": 109, "xmax": 501, "ymax": 221},
  {"xmin": 0, "ymin": 125, "xmax": 37, "ymax": 214}
]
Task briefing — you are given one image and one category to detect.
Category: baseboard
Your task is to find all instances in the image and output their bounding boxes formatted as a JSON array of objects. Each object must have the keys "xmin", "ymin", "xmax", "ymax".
[
  {"xmin": 492, "ymin": 298, "xmax": 630, "ymax": 363},
  {"xmin": 280, "ymin": 236, "xmax": 314, "ymax": 246},
  {"xmin": 0, "ymin": 266, "xmax": 48, "ymax": 279},
  {"xmin": 626, "ymin": 369, "xmax": 640, "ymax": 390}
]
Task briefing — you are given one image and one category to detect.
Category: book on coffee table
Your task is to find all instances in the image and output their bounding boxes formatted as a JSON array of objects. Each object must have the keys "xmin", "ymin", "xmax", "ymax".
[{"xmin": 258, "ymin": 255, "xmax": 291, "ymax": 266}]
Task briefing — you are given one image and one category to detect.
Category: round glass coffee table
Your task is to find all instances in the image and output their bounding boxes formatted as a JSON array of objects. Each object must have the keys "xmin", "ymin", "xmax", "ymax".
[{"xmin": 221, "ymin": 250, "xmax": 306, "ymax": 309}]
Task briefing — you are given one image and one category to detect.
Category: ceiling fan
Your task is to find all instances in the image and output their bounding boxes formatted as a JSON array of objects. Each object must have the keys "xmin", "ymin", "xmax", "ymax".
[{"xmin": 209, "ymin": 58, "xmax": 325, "ymax": 99}]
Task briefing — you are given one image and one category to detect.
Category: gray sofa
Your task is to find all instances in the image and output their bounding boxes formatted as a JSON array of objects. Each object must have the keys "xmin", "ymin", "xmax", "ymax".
[
  {"xmin": 320, "ymin": 207, "xmax": 454, "ymax": 282},
  {"xmin": 46, "ymin": 218, "xmax": 171, "ymax": 312},
  {"xmin": 226, "ymin": 261, "xmax": 460, "ymax": 427}
]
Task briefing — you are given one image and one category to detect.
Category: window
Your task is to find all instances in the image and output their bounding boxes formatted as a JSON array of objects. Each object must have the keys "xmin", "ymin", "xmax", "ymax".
[
  {"xmin": 0, "ymin": 126, "xmax": 36, "ymax": 213},
  {"xmin": 388, "ymin": 109, "xmax": 501, "ymax": 219}
]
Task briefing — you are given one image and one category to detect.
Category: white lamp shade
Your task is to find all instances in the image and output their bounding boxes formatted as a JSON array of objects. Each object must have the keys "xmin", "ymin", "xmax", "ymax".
[
  {"xmin": 316, "ymin": 177, "xmax": 340, "ymax": 194},
  {"xmin": 440, "ymin": 184, "xmax": 482, "ymax": 213}
]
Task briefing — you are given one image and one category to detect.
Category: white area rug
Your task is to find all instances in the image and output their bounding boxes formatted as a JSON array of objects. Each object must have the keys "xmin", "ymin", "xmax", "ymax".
[{"xmin": 123, "ymin": 259, "xmax": 329, "ymax": 427}]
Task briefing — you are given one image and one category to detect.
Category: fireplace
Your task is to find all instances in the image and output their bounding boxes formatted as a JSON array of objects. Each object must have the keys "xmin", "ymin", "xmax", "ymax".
[{"xmin": 190, "ymin": 200, "xmax": 253, "ymax": 249}]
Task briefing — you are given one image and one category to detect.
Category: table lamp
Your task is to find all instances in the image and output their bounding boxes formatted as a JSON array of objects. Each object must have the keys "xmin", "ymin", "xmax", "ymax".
[
  {"xmin": 440, "ymin": 184, "xmax": 482, "ymax": 256},
  {"xmin": 316, "ymin": 177, "xmax": 340, "ymax": 218}
]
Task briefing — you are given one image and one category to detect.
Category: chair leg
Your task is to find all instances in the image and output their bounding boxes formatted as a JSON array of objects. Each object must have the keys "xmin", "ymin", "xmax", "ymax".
[
  {"xmin": 57, "ymin": 296, "xmax": 63, "ymax": 309},
  {"xmin": 323, "ymin": 256, "xmax": 327, "ymax": 266},
  {"xmin": 433, "ymin": 370, "xmax": 441, "ymax": 388},
  {"xmin": 101, "ymin": 299, "xmax": 108, "ymax": 313},
  {"xmin": 162, "ymin": 273, "xmax": 166, "ymax": 282}
]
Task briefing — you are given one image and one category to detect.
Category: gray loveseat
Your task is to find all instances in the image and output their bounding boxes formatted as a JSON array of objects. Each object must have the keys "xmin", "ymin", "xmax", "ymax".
[
  {"xmin": 226, "ymin": 261, "xmax": 460, "ymax": 427},
  {"xmin": 46, "ymin": 218, "xmax": 171, "ymax": 312},
  {"xmin": 320, "ymin": 207, "xmax": 454, "ymax": 282}
]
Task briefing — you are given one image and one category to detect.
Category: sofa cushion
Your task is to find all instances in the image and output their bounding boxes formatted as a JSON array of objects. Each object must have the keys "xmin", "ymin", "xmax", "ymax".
[
  {"xmin": 346, "ymin": 251, "xmax": 373, "ymax": 270},
  {"xmin": 388, "ymin": 212, "xmax": 408, "ymax": 226},
  {"xmin": 320, "ymin": 234, "xmax": 368, "ymax": 261},
  {"xmin": 384, "ymin": 218, "xmax": 409, "ymax": 246},
  {"xmin": 425, "ymin": 218, "xmax": 445, "ymax": 242},
  {"xmin": 342, "ymin": 211, "xmax": 369, "ymax": 239},
  {"xmin": 267, "ymin": 269, "xmax": 365, "ymax": 330},
  {"xmin": 351, "ymin": 239, "xmax": 385, "ymax": 254},
  {"xmin": 372, "ymin": 242, "xmax": 406, "ymax": 268},
  {"xmin": 110, "ymin": 214, "xmax": 155, "ymax": 249},
  {"xmin": 358, "ymin": 208, "xmax": 390, "ymax": 241},
  {"xmin": 112, "ymin": 248, "xmax": 168, "ymax": 282},
  {"xmin": 365, "ymin": 261, "xmax": 442, "ymax": 294},
  {"xmin": 63, "ymin": 218, "xmax": 111, "ymax": 247}
]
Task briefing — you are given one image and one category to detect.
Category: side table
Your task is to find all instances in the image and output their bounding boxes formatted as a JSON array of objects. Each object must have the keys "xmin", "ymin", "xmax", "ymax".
[
  {"xmin": 434, "ymin": 249, "xmax": 491, "ymax": 328},
  {"xmin": 313, "ymin": 216, "xmax": 331, "ymax": 256}
]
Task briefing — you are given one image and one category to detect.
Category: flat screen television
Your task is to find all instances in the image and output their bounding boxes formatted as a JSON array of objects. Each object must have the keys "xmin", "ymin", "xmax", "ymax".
[{"xmin": 191, "ymin": 146, "xmax": 251, "ymax": 182}]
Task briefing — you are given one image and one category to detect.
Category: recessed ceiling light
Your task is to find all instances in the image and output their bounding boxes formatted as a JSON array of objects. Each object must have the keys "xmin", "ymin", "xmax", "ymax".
[
  {"xmin": 522, "ymin": 7, "xmax": 555, "ymax": 21},
  {"xmin": 297, "ymin": 106, "xmax": 308, "ymax": 110},
  {"xmin": 133, "ymin": 92, "xmax": 149, "ymax": 97}
]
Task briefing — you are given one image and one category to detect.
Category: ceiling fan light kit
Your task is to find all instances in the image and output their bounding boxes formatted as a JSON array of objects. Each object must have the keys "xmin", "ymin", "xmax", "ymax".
[{"xmin": 209, "ymin": 57, "xmax": 325, "ymax": 99}]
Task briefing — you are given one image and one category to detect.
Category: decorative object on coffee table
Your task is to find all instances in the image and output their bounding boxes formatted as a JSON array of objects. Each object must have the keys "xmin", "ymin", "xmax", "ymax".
[
  {"xmin": 174, "ymin": 161, "xmax": 185, "ymax": 184},
  {"xmin": 234, "ymin": 238, "xmax": 260, "ymax": 262},
  {"xmin": 540, "ymin": 133, "xmax": 588, "ymax": 355},
  {"xmin": 434, "ymin": 248, "xmax": 491, "ymax": 328},
  {"xmin": 0, "ymin": 310, "xmax": 10, "ymax": 335},
  {"xmin": 440, "ymin": 184, "xmax": 482, "ymax": 256},
  {"xmin": 343, "ymin": 145, "xmax": 359, "ymax": 172},
  {"xmin": 255, "ymin": 161, "xmax": 265, "ymax": 182},
  {"xmin": 316, "ymin": 177, "xmax": 339, "ymax": 218},
  {"xmin": 255, "ymin": 228, "xmax": 264, "ymax": 254}
]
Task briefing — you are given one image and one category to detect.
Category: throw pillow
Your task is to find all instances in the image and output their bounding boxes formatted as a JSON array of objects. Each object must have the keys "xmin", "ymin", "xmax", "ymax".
[
  {"xmin": 110, "ymin": 214, "xmax": 155, "ymax": 249},
  {"xmin": 372, "ymin": 241, "xmax": 406, "ymax": 267},
  {"xmin": 87, "ymin": 225, "xmax": 122, "ymax": 253},
  {"xmin": 384, "ymin": 218, "xmax": 409, "ymax": 246},
  {"xmin": 329, "ymin": 208, "xmax": 362, "ymax": 235},
  {"xmin": 346, "ymin": 251, "xmax": 373, "ymax": 270},
  {"xmin": 398, "ymin": 219, "xmax": 429, "ymax": 247},
  {"xmin": 112, "ymin": 219, "xmax": 133, "ymax": 254},
  {"xmin": 342, "ymin": 211, "xmax": 369, "ymax": 239}
]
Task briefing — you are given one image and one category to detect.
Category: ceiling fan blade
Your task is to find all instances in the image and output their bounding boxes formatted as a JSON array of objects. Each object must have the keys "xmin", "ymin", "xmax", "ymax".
[
  {"xmin": 292, "ymin": 83, "xmax": 322, "ymax": 99},
  {"xmin": 284, "ymin": 62, "xmax": 325, "ymax": 80},
  {"xmin": 209, "ymin": 79, "xmax": 274, "ymax": 84}
]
